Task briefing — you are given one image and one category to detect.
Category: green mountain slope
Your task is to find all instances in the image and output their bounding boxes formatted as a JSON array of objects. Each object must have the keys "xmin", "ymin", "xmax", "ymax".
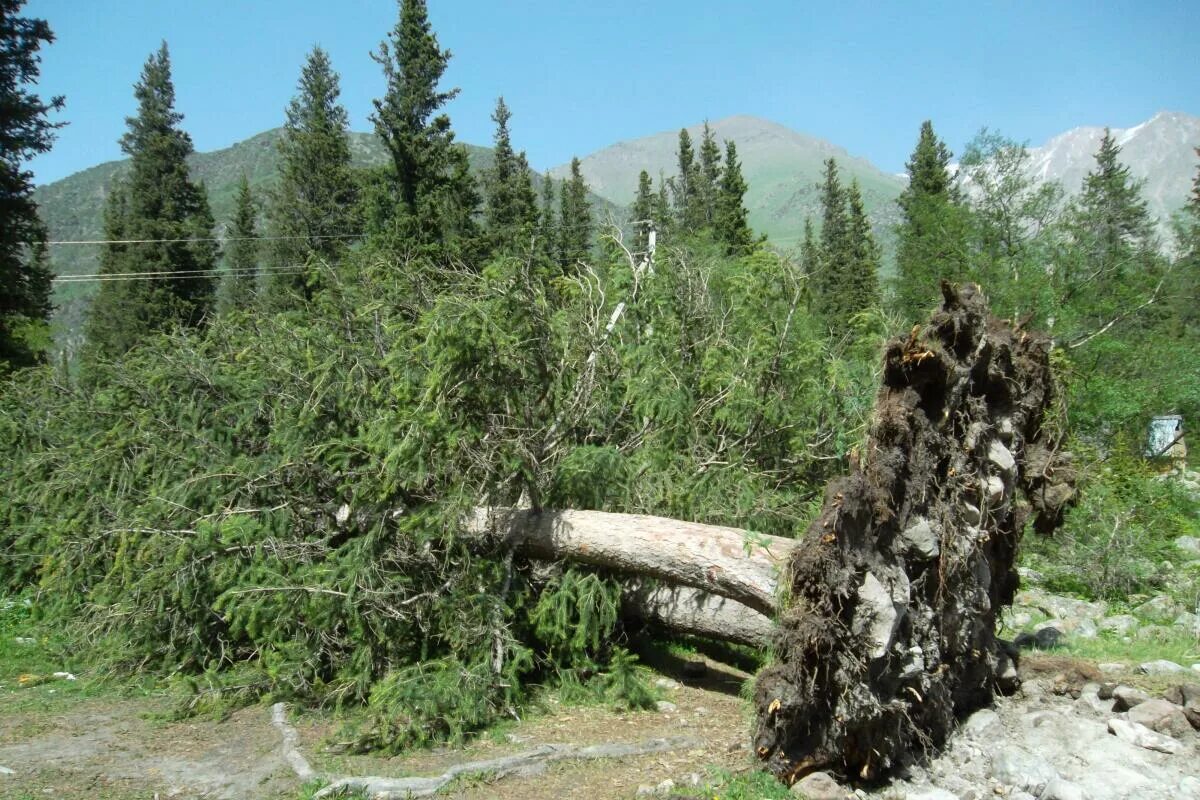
[
  {"xmin": 549, "ymin": 115, "xmax": 906, "ymax": 252},
  {"xmin": 35, "ymin": 130, "xmax": 617, "ymax": 349}
]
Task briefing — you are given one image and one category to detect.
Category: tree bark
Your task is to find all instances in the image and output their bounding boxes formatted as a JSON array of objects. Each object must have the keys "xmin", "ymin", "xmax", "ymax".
[
  {"xmin": 620, "ymin": 580, "xmax": 775, "ymax": 648},
  {"xmin": 466, "ymin": 507, "xmax": 795, "ymax": 616}
]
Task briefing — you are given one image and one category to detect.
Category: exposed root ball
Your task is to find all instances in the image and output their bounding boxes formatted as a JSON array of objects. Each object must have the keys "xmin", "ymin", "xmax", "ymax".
[{"xmin": 752, "ymin": 283, "xmax": 1074, "ymax": 784}]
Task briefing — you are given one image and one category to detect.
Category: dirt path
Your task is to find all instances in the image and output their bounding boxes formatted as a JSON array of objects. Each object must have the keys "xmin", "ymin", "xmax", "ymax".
[{"xmin": 0, "ymin": 658, "xmax": 754, "ymax": 800}]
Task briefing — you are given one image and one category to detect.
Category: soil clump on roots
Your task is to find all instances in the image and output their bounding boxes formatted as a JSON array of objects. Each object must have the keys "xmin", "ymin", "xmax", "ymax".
[{"xmin": 752, "ymin": 283, "xmax": 1075, "ymax": 785}]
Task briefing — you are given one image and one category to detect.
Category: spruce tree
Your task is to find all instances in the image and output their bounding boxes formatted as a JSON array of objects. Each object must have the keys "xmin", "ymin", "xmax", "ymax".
[
  {"xmin": 844, "ymin": 179, "xmax": 881, "ymax": 315},
  {"xmin": 267, "ymin": 46, "xmax": 357, "ymax": 300},
  {"xmin": 630, "ymin": 170, "xmax": 655, "ymax": 255},
  {"xmin": 1057, "ymin": 129, "xmax": 1159, "ymax": 337},
  {"xmin": 558, "ymin": 157, "xmax": 592, "ymax": 268},
  {"xmin": 84, "ymin": 43, "xmax": 217, "ymax": 362},
  {"xmin": 371, "ymin": 0, "xmax": 477, "ymax": 249},
  {"xmin": 697, "ymin": 122, "xmax": 722, "ymax": 227},
  {"xmin": 894, "ymin": 120, "xmax": 968, "ymax": 321},
  {"xmin": 813, "ymin": 158, "xmax": 849, "ymax": 317},
  {"xmin": 482, "ymin": 97, "xmax": 538, "ymax": 252},
  {"xmin": 220, "ymin": 174, "xmax": 259, "ymax": 311},
  {"xmin": 538, "ymin": 171, "xmax": 557, "ymax": 261},
  {"xmin": 715, "ymin": 140, "xmax": 752, "ymax": 254},
  {"xmin": 672, "ymin": 128, "xmax": 703, "ymax": 232},
  {"xmin": 0, "ymin": 0, "xmax": 62, "ymax": 370},
  {"xmin": 1070, "ymin": 128, "xmax": 1152, "ymax": 276}
]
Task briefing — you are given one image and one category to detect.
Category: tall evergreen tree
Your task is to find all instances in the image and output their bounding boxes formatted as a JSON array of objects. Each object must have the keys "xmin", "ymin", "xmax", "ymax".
[
  {"xmin": 894, "ymin": 120, "xmax": 968, "ymax": 321},
  {"xmin": 630, "ymin": 170, "xmax": 655, "ymax": 255},
  {"xmin": 220, "ymin": 174, "xmax": 259, "ymax": 311},
  {"xmin": 84, "ymin": 43, "xmax": 217, "ymax": 362},
  {"xmin": 697, "ymin": 122, "xmax": 722, "ymax": 227},
  {"xmin": 714, "ymin": 140, "xmax": 752, "ymax": 254},
  {"xmin": 370, "ymin": 0, "xmax": 477, "ymax": 248},
  {"xmin": 558, "ymin": 157, "xmax": 592, "ymax": 267},
  {"xmin": 0, "ymin": 0, "xmax": 62, "ymax": 370},
  {"xmin": 671, "ymin": 128, "xmax": 703, "ymax": 232},
  {"xmin": 844, "ymin": 179, "xmax": 881, "ymax": 314},
  {"xmin": 1056, "ymin": 129, "xmax": 1160, "ymax": 337},
  {"xmin": 653, "ymin": 176, "xmax": 672, "ymax": 243},
  {"xmin": 537, "ymin": 171, "xmax": 557, "ymax": 261},
  {"xmin": 267, "ymin": 46, "xmax": 358, "ymax": 300},
  {"xmin": 812, "ymin": 158, "xmax": 848, "ymax": 316},
  {"xmin": 482, "ymin": 97, "xmax": 538, "ymax": 252}
]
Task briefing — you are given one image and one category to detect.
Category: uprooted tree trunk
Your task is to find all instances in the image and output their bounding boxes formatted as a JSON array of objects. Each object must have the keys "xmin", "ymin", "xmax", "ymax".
[
  {"xmin": 751, "ymin": 282, "xmax": 1073, "ymax": 784},
  {"xmin": 469, "ymin": 284, "xmax": 1073, "ymax": 785}
]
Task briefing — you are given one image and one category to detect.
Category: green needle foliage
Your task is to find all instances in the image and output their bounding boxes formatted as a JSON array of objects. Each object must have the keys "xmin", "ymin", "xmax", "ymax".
[
  {"xmin": 83, "ymin": 43, "xmax": 218, "ymax": 365},
  {"xmin": 0, "ymin": 0, "xmax": 62, "ymax": 371},
  {"xmin": 219, "ymin": 174, "xmax": 259, "ymax": 312},
  {"xmin": 266, "ymin": 46, "xmax": 358, "ymax": 302}
]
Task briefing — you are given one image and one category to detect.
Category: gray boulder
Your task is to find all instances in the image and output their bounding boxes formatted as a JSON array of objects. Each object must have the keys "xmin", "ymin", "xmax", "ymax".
[
  {"xmin": 1107, "ymin": 718, "xmax": 1182, "ymax": 754},
  {"xmin": 990, "ymin": 747, "xmax": 1060, "ymax": 796},
  {"xmin": 1138, "ymin": 659, "xmax": 1188, "ymax": 675},
  {"xmin": 1112, "ymin": 685, "xmax": 1151, "ymax": 711},
  {"xmin": 1127, "ymin": 697, "xmax": 1194, "ymax": 739}
]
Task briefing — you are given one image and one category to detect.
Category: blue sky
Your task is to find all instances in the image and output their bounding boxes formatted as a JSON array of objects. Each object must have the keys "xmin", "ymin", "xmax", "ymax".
[{"xmin": 24, "ymin": 0, "xmax": 1200, "ymax": 185}]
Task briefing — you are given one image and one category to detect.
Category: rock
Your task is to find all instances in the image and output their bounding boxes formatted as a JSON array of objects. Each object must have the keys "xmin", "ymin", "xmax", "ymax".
[
  {"xmin": 1097, "ymin": 683, "xmax": 1117, "ymax": 700},
  {"xmin": 1162, "ymin": 683, "xmax": 1200, "ymax": 729},
  {"xmin": 853, "ymin": 571, "xmax": 905, "ymax": 658},
  {"xmin": 1069, "ymin": 618, "xmax": 1098, "ymax": 639},
  {"xmin": 654, "ymin": 677, "xmax": 679, "ymax": 690},
  {"xmin": 1112, "ymin": 685, "xmax": 1151, "ymax": 711},
  {"xmin": 1174, "ymin": 536, "xmax": 1200, "ymax": 560},
  {"xmin": 989, "ymin": 440, "xmax": 1016, "ymax": 474},
  {"xmin": 898, "ymin": 518, "xmax": 940, "ymax": 560},
  {"xmin": 1136, "ymin": 594, "xmax": 1181, "ymax": 624},
  {"xmin": 1179, "ymin": 776, "xmax": 1200, "ymax": 799},
  {"xmin": 0, "ymin": 766, "xmax": 13, "ymax": 776},
  {"xmin": 655, "ymin": 700, "xmax": 677, "ymax": 713},
  {"xmin": 905, "ymin": 790, "xmax": 957, "ymax": 800},
  {"xmin": 1127, "ymin": 697, "xmax": 1193, "ymax": 739},
  {"xmin": 1138, "ymin": 659, "xmax": 1187, "ymax": 675},
  {"xmin": 984, "ymin": 475, "xmax": 1006, "ymax": 505},
  {"xmin": 962, "ymin": 503, "xmax": 982, "ymax": 526},
  {"xmin": 1097, "ymin": 662, "xmax": 1126, "ymax": 674},
  {"xmin": 990, "ymin": 747, "xmax": 1060, "ymax": 795},
  {"xmin": 1016, "ymin": 565, "xmax": 1042, "ymax": 584},
  {"xmin": 654, "ymin": 778, "xmax": 675, "ymax": 794},
  {"xmin": 1134, "ymin": 624, "xmax": 1174, "ymax": 642},
  {"xmin": 1074, "ymin": 685, "xmax": 1112, "ymax": 716},
  {"xmin": 1107, "ymin": 717, "xmax": 1182, "ymax": 754},
  {"xmin": 1039, "ymin": 778, "xmax": 1089, "ymax": 800},
  {"xmin": 1097, "ymin": 615, "xmax": 1139, "ymax": 635},
  {"xmin": 791, "ymin": 771, "xmax": 849, "ymax": 799},
  {"xmin": 636, "ymin": 785, "xmax": 654, "ymax": 796},
  {"xmin": 1194, "ymin": 663, "xmax": 1200, "ymax": 674},
  {"xmin": 962, "ymin": 708, "xmax": 1001, "ymax": 738},
  {"xmin": 1173, "ymin": 611, "xmax": 1199, "ymax": 632}
]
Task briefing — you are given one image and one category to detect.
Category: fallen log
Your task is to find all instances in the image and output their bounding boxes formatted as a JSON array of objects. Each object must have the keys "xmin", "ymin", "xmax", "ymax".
[
  {"xmin": 466, "ymin": 507, "xmax": 792, "ymax": 616},
  {"xmin": 621, "ymin": 580, "xmax": 775, "ymax": 648}
]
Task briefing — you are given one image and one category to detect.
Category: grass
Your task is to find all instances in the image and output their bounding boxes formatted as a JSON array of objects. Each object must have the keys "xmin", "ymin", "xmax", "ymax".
[{"xmin": 700, "ymin": 768, "xmax": 793, "ymax": 800}]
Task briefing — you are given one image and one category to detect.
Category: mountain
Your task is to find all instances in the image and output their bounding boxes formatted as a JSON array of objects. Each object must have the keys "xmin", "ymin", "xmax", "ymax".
[
  {"xmin": 34, "ymin": 130, "xmax": 617, "ymax": 347},
  {"xmin": 1023, "ymin": 111, "xmax": 1200, "ymax": 240},
  {"xmin": 548, "ymin": 115, "xmax": 907, "ymax": 252}
]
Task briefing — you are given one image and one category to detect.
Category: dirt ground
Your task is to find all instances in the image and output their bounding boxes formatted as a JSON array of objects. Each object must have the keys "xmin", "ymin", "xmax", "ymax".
[{"xmin": 0, "ymin": 655, "xmax": 755, "ymax": 800}]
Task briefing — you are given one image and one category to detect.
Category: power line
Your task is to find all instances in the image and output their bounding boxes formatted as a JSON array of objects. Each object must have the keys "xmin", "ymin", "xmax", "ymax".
[
  {"xmin": 53, "ymin": 266, "xmax": 308, "ymax": 284},
  {"xmin": 46, "ymin": 234, "xmax": 365, "ymax": 246}
]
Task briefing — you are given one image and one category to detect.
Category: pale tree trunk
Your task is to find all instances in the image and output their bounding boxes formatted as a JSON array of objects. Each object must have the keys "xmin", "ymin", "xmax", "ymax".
[{"xmin": 466, "ymin": 508, "xmax": 794, "ymax": 616}]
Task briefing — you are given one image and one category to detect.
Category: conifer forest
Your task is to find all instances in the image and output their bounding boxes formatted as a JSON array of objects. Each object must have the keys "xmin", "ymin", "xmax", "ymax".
[{"xmin": 2, "ymin": 1, "xmax": 1199, "ymax": 798}]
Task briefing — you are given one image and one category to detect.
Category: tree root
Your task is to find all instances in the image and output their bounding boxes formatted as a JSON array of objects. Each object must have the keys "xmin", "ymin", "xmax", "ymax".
[{"xmin": 271, "ymin": 703, "xmax": 703, "ymax": 799}]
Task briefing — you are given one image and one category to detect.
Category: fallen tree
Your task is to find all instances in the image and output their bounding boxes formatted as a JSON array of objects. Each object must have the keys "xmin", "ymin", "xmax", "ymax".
[{"xmin": 472, "ymin": 283, "xmax": 1074, "ymax": 785}]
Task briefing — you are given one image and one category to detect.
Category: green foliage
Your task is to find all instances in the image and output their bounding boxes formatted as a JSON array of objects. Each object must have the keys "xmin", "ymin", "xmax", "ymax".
[
  {"xmin": 558, "ymin": 156, "xmax": 592, "ymax": 268},
  {"xmin": 482, "ymin": 97, "xmax": 539, "ymax": 254},
  {"xmin": 1022, "ymin": 441, "xmax": 1199, "ymax": 601},
  {"xmin": 266, "ymin": 46, "xmax": 359, "ymax": 302},
  {"xmin": 530, "ymin": 569, "xmax": 620, "ymax": 662},
  {"xmin": 369, "ymin": 0, "xmax": 478, "ymax": 252},
  {"xmin": 82, "ymin": 43, "xmax": 218, "ymax": 364},
  {"xmin": 0, "ymin": 0, "xmax": 62, "ymax": 371},
  {"xmin": 893, "ymin": 120, "xmax": 970, "ymax": 321},
  {"xmin": 219, "ymin": 174, "xmax": 259, "ymax": 311},
  {"xmin": 715, "ymin": 140, "xmax": 753, "ymax": 255},
  {"xmin": 672, "ymin": 128, "xmax": 703, "ymax": 232}
]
